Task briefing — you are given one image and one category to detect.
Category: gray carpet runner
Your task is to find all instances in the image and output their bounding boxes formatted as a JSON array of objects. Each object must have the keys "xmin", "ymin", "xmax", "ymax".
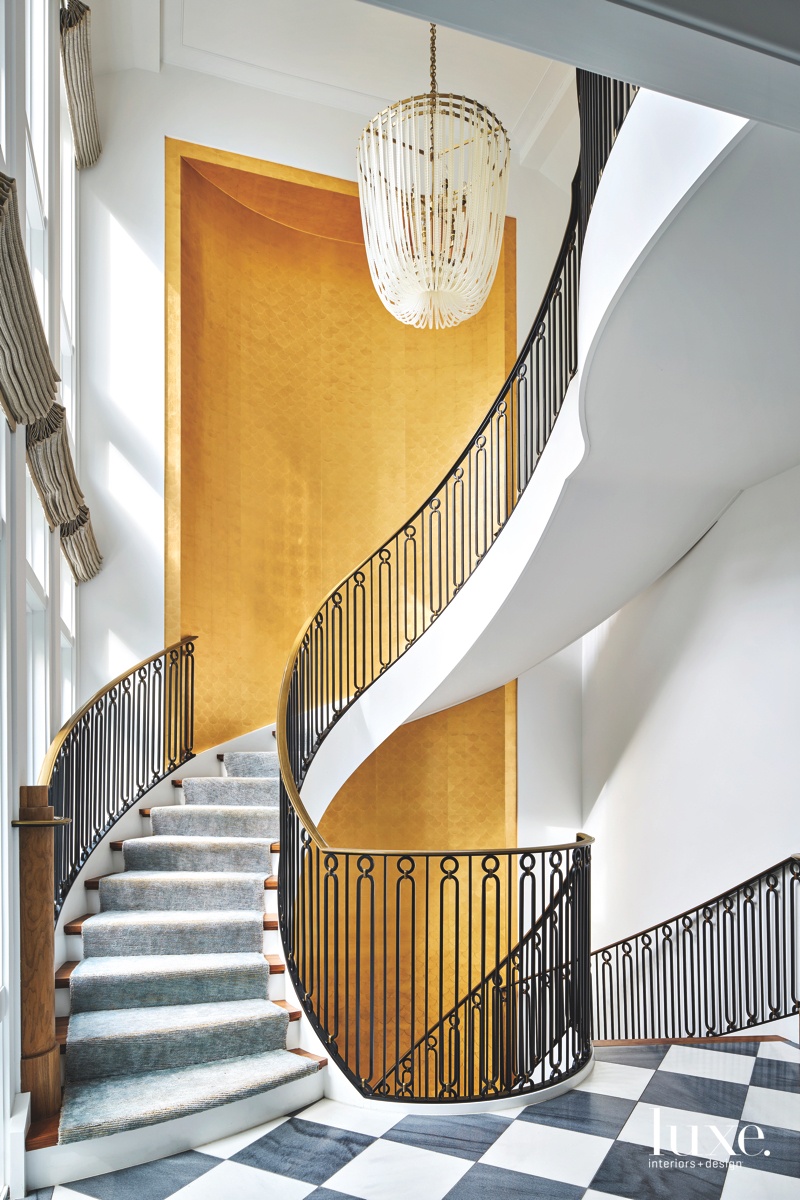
[{"xmin": 58, "ymin": 748, "xmax": 312, "ymax": 1144}]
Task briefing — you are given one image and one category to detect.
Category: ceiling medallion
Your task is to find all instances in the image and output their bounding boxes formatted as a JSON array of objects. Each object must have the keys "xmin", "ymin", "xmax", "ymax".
[{"xmin": 357, "ymin": 24, "xmax": 510, "ymax": 330}]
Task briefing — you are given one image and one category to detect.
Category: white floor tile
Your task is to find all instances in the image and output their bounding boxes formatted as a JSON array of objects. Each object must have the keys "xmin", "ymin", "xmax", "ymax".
[
  {"xmin": 619, "ymin": 1102, "xmax": 739, "ymax": 1159},
  {"xmin": 298, "ymin": 1097, "xmax": 403, "ymax": 1136},
  {"xmin": 575, "ymin": 1059, "xmax": 654, "ymax": 1100},
  {"xmin": 168, "ymin": 1159, "xmax": 315, "ymax": 1200},
  {"xmin": 742, "ymin": 1085, "xmax": 800, "ymax": 1133},
  {"xmin": 52, "ymin": 1188, "xmax": 88, "ymax": 1199},
  {"xmin": 758, "ymin": 1041, "xmax": 800, "ymax": 1064},
  {"xmin": 660, "ymin": 1045, "xmax": 755, "ymax": 1085},
  {"xmin": 325, "ymin": 1138, "xmax": 470, "ymax": 1200},
  {"xmin": 722, "ymin": 1164, "xmax": 800, "ymax": 1199},
  {"xmin": 480, "ymin": 1119, "xmax": 614, "ymax": 1187},
  {"xmin": 195, "ymin": 1113, "xmax": 289, "ymax": 1158}
]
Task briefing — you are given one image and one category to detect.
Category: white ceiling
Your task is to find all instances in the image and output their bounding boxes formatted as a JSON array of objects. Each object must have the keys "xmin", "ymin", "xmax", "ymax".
[{"xmin": 90, "ymin": 0, "xmax": 578, "ymax": 174}]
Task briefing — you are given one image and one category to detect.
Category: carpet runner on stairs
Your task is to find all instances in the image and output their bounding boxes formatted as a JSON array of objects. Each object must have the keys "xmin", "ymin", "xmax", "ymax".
[{"xmin": 58, "ymin": 749, "xmax": 317, "ymax": 1144}]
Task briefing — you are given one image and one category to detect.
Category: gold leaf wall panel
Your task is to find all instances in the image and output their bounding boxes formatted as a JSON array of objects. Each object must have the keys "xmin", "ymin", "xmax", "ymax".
[
  {"xmin": 319, "ymin": 683, "xmax": 517, "ymax": 1084},
  {"xmin": 319, "ymin": 683, "xmax": 516, "ymax": 850},
  {"xmin": 165, "ymin": 141, "xmax": 516, "ymax": 752}
]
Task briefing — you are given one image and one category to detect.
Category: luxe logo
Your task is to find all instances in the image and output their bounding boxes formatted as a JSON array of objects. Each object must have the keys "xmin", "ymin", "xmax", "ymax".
[{"xmin": 652, "ymin": 1109, "xmax": 769, "ymax": 1159}]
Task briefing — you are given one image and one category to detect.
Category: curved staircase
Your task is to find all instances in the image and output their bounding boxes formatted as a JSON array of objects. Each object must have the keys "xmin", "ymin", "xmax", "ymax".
[{"xmin": 53, "ymin": 751, "xmax": 325, "ymax": 1146}]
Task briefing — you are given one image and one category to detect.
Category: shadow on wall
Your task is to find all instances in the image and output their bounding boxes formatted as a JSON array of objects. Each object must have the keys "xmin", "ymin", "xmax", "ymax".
[{"xmin": 582, "ymin": 466, "xmax": 800, "ymax": 826}]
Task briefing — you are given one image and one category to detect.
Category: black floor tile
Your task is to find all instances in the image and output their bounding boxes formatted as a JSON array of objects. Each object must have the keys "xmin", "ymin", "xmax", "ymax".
[
  {"xmin": 443, "ymin": 1162, "xmax": 583, "ymax": 1199},
  {"xmin": 733, "ymin": 1121, "xmax": 800, "ymax": 1176},
  {"xmin": 750, "ymin": 1056, "xmax": 800, "ymax": 1094},
  {"xmin": 65, "ymin": 1151, "xmax": 216, "ymax": 1200},
  {"xmin": 231, "ymin": 1117, "xmax": 374, "ymax": 1184},
  {"xmin": 594, "ymin": 1044, "xmax": 671, "ymax": 1069},
  {"xmin": 306, "ymin": 1190, "xmax": 362, "ymax": 1199},
  {"xmin": 25, "ymin": 1190, "xmax": 54, "ymax": 1199},
  {"xmin": 382, "ymin": 1113, "xmax": 511, "ymax": 1161},
  {"xmin": 641, "ymin": 1070, "xmax": 748, "ymax": 1120},
  {"xmin": 589, "ymin": 1140, "xmax": 728, "ymax": 1199},
  {"xmin": 688, "ymin": 1041, "xmax": 759, "ymax": 1057},
  {"xmin": 517, "ymin": 1089, "xmax": 636, "ymax": 1139}
]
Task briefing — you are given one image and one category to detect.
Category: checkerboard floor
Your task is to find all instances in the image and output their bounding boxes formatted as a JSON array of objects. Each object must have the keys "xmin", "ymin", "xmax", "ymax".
[{"xmin": 30, "ymin": 1039, "xmax": 800, "ymax": 1200}]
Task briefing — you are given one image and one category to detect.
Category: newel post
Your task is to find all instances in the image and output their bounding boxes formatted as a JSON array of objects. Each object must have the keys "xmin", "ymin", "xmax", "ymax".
[{"xmin": 14, "ymin": 784, "xmax": 63, "ymax": 1120}]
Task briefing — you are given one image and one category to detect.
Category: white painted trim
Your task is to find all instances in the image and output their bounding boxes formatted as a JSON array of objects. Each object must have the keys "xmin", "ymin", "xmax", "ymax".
[{"xmin": 8, "ymin": 1093, "xmax": 29, "ymax": 1200}]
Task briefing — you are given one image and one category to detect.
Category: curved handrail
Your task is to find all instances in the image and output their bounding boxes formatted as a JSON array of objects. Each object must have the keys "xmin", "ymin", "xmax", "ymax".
[
  {"xmin": 277, "ymin": 70, "xmax": 637, "ymax": 1101},
  {"xmin": 43, "ymin": 635, "xmax": 197, "ymax": 916},
  {"xmin": 276, "ymin": 171, "xmax": 581, "ymax": 849}
]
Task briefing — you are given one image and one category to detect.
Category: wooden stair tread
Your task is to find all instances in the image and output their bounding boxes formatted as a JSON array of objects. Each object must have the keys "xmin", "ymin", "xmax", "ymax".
[
  {"xmin": 264, "ymin": 916, "xmax": 279, "ymax": 931},
  {"xmin": 274, "ymin": 1000, "xmax": 301, "ymax": 1022},
  {"xmin": 84, "ymin": 873, "xmax": 112, "ymax": 890},
  {"xmin": 55, "ymin": 961, "xmax": 78, "ymax": 988},
  {"xmin": 57, "ymin": 1015, "xmax": 68, "ymax": 1052},
  {"xmin": 289, "ymin": 1047, "xmax": 327, "ymax": 1069},
  {"xmin": 172, "ymin": 779, "xmax": 183, "ymax": 788},
  {"xmin": 271, "ymin": 842, "xmax": 280, "ymax": 853},
  {"xmin": 265, "ymin": 954, "xmax": 285, "ymax": 974},
  {"xmin": 110, "ymin": 837, "xmax": 147, "ymax": 852},
  {"xmin": 140, "ymin": 807, "xmax": 151, "ymax": 817},
  {"xmin": 265, "ymin": 876, "xmax": 278, "ymax": 890},
  {"xmin": 26, "ymin": 1112, "xmax": 60, "ymax": 1151},
  {"xmin": 64, "ymin": 912, "xmax": 93, "ymax": 935}
]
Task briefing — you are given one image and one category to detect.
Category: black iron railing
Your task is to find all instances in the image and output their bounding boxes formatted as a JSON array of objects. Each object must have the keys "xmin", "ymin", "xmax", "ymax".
[
  {"xmin": 376, "ymin": 840, "xmax": 593, "ymax": 1098},
  {"xmin": 592, "ymin": 856, "xmax": 800, "ymax": 1040},
  {"xmin": 42, "ymin": 636, "xmax": 196, "ymax": 917},
  {"xmin": 277, "ymin": 70, "xmax": 638, "ymax": 1102}
]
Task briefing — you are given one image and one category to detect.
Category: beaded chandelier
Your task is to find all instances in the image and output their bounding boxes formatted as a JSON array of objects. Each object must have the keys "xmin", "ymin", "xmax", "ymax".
[{"xmin": 357, "ymin": 24, "xmax": 510, "ymax": 330}]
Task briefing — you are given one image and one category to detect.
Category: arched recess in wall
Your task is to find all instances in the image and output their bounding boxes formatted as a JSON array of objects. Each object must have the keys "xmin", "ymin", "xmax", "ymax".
[{"xmin": 165, "ymin": 140, "xmax": 518, "ymax": 845}]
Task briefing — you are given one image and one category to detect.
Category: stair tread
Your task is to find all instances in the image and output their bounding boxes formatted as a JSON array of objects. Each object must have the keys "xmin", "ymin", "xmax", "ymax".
[
  {"xmin": 124, "ymin": 835, "xmax": 275, "ymax": 846},
  {"xmin": 26, "ymin": 1112, "xmax": 60, "ymax": 1151},
  {"xmin": 56, "ymin": 961, "xmax": 79, "ymax": 987},
  {"xmin": 290, "ymin": 1047, "xmax": 328, "ymax": 1067},
  {"xmin": 264, "ymin": 915, "xmax": 278, "ymax": 930},
  {"xmin": 82, "ymin": 909, "xmax": 263, "ymax": 927},
  {"xmin": 266, "ymin": 876, "xmax": 278, "ymax": 890},
  {"xmin": 64, "ymin": 912, "xmax": 93, "ymax": 935},
  {"xmin": 265, "ymin": 955, "xmax": 285, "ymax": 974},
  {"xmin": 71, "ymin": 951, "xmax": 268, "ymax": 982},
  {"xmin": 274, "ymin": 1001, "xmax": 301, "ymax": 1022},
  {"xmin": 85, "ymin": 873, "xmax": 113, "ymax": 890},
  {"xmin": 58, "ymin": 1048, "xmax": 322, "ymax": 1143},
  {"xmin": 68, "ymin": 998, "xmax": 286, "ymax": 1043}
]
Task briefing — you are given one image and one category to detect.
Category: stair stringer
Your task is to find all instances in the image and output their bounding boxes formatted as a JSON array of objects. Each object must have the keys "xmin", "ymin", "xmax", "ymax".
[{"xmin": 300, "ymin": 90, "xmax": 754, "ymax": 827}]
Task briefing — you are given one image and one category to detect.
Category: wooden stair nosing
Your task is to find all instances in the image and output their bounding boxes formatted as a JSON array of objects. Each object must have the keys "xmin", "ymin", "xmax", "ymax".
[
  {"xmin": 289, "ymin": 1047, "xmax": 327, "ymax": 1069},
  {"xmin": 55, "ymin": 961, "xmax": 78, "ymax": 988},
  {"xmin": 26, "ymin": 1112, "xmax": 60, "ymax": 1151},
  {"xmin": 264, "ymin": 915, "xmax": 279, "ymax": 931},
  {"xmin": 265, "ymin": 954, "xmax": 285, "ymax": 974},
  {"xmin": 64, "ymin": 912, "xmax": 93, "ymax": 935}
]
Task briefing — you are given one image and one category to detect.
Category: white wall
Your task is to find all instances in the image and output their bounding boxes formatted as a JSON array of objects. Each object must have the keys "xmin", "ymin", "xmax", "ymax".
[
  {"xmin": 516, "ymin": 641, "xmax": 582, "ymax": 848},
  {"xmin": 582, "ymin": 462, "xmax": 800, "ymax": 950},
  {"xmin": 77, "ymin": 61, "xmax": 572, "ymax": 703}
]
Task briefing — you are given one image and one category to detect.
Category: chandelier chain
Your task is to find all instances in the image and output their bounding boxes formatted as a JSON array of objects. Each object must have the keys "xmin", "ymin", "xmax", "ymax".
[{"xmin": 429, "ymin": 23, "xmax": 437, "ymax": 95}]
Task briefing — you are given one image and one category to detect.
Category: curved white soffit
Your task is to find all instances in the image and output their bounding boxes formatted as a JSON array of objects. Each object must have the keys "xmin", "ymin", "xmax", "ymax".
[
  {"xmin": 300, "ymin": 383, "xmax": 586, "ymax": 826},
  {"xmin": 578, "ymin": 89, "xmax": 750, "ymax": 387},
  {"xmin": 413, "ymin": 91, "xmax": 761, "ymax": 719},
  {"xmin": 300, "ymin": 93, "xmax": 753, "ymax": 824}
]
